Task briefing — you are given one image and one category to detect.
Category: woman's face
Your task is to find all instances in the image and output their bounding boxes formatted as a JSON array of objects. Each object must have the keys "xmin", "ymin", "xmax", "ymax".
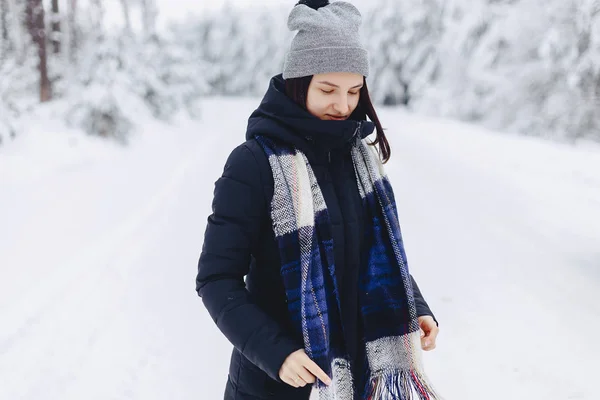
[{"xmin": 306, "ymin": 72, "xmax": 364, "ymax": 121}]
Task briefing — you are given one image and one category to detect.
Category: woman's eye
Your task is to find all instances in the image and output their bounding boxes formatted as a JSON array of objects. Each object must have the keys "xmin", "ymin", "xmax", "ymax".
[
  {"xmin": 349, "ymin": 92, "xmax": 359, "ymax": 95},
  {"xmin": 321, "ymin": 89, "xmax": 334, "ymax": 94}
]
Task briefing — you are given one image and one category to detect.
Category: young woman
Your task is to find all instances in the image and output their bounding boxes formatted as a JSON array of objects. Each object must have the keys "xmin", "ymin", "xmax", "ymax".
[{"xmin": 196, "ymin": 1, "xmax": 440, "ymax": 399}]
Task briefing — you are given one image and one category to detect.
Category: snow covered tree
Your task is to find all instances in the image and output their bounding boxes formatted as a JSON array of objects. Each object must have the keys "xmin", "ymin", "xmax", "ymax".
[
  {"xmin": 201, "ymin": 5, "xmax": 247, "ymax": 94},
  {"xmin": 0, "ymin": 0, "xmax": 208, "ymax": 145},
  {"xmin": 53, "ymin": 0, "xmax": 206, "ymax": 140},
  {"xmin": 25, "ymin": 0, "xmax": 51, "ymax": 102},
  {"xmin": 0, "ymin": 101, "xmax": 16, "ymax": 145},
  {"xmin": 49, "ymin": 0, "xmax": 60, "ymax": 54},
  {"xmin": 1, "ymin": 0, "xmax": 8, "ymax": 49},
  {"xmin": 408, "ymin": 0, "xmax": 600, "ymax": 143},
  {"xmin": 2, "ymin": 0, "xmax": 597, "ymax": 145},
  {"xmin": 140, "ymin": 0, "xmax": 158, "ymax": 42},
  {"xmin": 540, "ymin": 0, "xmax": 600, "ymax": 142},
  {"xmin": 237, "ymin": 6, "xmax": 290, "ymax": 94},
  {"xmin": 66, "ymin": 0, "xmax": 78, "ymax": 63},
  {"xmin": 187, "ymin": 4, "xmax": 291, "ymax": 96},
  {"xmin": 364, "ymin": 0, "xmax": 443, "ymax": 105},
  {"xmin": 0, "ymin": 28, "xmax": 36, "ymax": 146},
  {"xmin": 120, "ymin": 0, "xmax": 132, "ymax": 35}
]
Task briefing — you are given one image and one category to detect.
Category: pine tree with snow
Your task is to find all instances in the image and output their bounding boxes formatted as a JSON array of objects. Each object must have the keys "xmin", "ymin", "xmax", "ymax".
[{"xmin": 364, "ymin": 0, "xmax": 443, "ymax": 106}]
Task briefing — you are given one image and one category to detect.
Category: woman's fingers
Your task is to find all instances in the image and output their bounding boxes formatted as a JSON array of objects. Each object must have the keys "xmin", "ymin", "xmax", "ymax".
[
  {"xmin": 290, "ymin": 374, "xmax": 307, "ymax": 387},
  {"xmin": 279, "ymin": 349, "xmax": 332, "ymax": 388},
  {"xmin": 301, "ymin": 354, "xmax": 332, "ymax": 386},
  {"xmin": 292, "ymin": 365, "xmax": 317, "ymax": 384},
  {"xmin": 281, "ymin": 374, "xmax": 301, "ymax": 388},
  {"xmin": 424, "ymin": 325, "xmax": 439, "ymax": 350},
  {"xmin": 422, "ymin": 326, "xmax": 439, "ymax": 348},
  {"xmin": 418, "ymin": 315, "xmax": 440, "ymax": 351},
  {"xmin": 279, "ymin": 349, "xmax": 304, "ymax": 386}
]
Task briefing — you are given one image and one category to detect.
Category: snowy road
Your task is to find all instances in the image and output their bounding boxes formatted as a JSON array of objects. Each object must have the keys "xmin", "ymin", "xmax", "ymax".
[{"xmin": 1, "ymin": 98, "xmax": 599, "ymax": 399}]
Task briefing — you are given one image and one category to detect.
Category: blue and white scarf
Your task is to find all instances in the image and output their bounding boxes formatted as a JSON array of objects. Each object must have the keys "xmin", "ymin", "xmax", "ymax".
[{"xmin": 256, "ymin": 134, "xmax": 440, "ymax": 400}]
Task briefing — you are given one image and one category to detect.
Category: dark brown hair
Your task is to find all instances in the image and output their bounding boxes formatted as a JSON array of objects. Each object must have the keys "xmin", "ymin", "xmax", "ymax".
[{"xmin": 285, "ymin": 76, "xmax": 391, "ymax": 163}]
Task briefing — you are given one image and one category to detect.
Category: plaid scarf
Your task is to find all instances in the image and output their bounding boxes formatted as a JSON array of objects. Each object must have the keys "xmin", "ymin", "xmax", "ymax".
[{"xmin": 256, "ymin": 134, "xmax": 440, "ymax": 400}]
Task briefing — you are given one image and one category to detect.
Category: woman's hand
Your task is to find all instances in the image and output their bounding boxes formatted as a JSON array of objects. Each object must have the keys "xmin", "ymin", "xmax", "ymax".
[
  {"xmin": 279, "ymin": 349, "xmax": 332, "ymax": 388},
  {"xmin": 418, "ymin": 315, "xmax": 439, "ymax": 351}
]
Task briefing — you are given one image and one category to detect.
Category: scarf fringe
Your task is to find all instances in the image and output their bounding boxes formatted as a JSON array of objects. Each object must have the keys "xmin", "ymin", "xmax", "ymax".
[{"xmin": 366, "ymin": 369, "xmax": 441, "ymax": 400}]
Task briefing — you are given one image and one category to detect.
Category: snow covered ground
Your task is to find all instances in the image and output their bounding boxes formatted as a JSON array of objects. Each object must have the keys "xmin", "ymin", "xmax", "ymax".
[{"xmin": 0, "ymin": 97, "xmax": 599, "ymax": 400}]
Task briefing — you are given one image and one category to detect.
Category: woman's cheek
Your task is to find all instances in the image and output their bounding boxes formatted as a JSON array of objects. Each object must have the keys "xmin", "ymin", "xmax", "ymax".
[{"xmin": 311, "ymin": 99, "xmax": 328, "ymax": 114}]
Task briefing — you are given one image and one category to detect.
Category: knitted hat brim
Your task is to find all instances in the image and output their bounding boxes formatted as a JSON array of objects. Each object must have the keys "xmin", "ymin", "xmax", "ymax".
[{"xmin": 282, "ymin": 47, "xmax": 370, "ymax": 79}]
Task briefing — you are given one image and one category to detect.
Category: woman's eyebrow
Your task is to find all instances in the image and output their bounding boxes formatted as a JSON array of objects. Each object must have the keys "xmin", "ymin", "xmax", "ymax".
[{"xmin": 318, "ymin": 81, "xmax": 364, "ymax": 89}]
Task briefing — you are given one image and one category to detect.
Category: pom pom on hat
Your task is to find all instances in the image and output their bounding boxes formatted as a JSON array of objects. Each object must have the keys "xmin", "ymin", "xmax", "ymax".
[{"xmin": 296, "ymin": 0, "xmax": 330, "ymax": 10}]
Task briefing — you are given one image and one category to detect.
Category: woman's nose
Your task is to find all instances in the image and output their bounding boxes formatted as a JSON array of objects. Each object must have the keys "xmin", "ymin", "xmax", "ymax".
[{"xmin": 333, "ymin": 95, "xmax": 350, "ymax": 115}]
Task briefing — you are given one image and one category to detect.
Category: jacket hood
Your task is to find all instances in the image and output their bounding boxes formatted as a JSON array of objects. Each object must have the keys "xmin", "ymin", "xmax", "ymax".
[{"xmin": 246, "ymin": 74, "xmax": 375, "ymax": 155}]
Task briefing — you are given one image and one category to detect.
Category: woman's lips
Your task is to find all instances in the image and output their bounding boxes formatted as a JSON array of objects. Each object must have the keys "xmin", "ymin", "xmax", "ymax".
[{"xmin": 328, "ymin": 115, "xmax": 347, "ymax": 120}]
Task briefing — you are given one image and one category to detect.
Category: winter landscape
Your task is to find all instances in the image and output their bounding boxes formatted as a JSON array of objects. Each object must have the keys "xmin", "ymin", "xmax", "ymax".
[{"xmin": 1, "ymin": 1, "xmax": 600, "ymax": 400}]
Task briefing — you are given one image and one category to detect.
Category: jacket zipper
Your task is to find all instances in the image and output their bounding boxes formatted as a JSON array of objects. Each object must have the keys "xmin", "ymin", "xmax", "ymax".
[
  {"xmin": 328, "ymin": 122, "xmax": 361, "ymax": 164},
  {"xmin": 344, "ymin": 121, "xmax": 362, "ymax": 161},
  {"xmin": 354, "ymin": 121, "xmax": 362, "ymax": 140}
]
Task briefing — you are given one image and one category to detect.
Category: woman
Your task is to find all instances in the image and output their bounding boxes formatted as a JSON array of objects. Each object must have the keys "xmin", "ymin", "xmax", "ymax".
[{"xmin": 196, "ymin": 1, "xmax": 440, "ymax": 399}]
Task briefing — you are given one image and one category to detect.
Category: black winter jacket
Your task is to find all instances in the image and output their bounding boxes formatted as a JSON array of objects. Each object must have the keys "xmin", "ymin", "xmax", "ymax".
[{"xmin": 196, "ymin": 75, "xmax": 436, "ymax": 400}]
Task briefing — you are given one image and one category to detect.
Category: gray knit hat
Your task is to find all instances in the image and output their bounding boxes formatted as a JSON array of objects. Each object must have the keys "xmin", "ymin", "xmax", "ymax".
[{"xmin": 282, "ymin": 1, "xmax": 370, "ymax": 79}]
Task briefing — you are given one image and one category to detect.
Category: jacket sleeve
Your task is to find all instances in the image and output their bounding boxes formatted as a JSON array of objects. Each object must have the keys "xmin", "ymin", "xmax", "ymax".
[
  {"xmin": 410, "ymin": 274, "xmax": 438, "ymax": 326},
  {"xmin": 196, "ymin": 143, "xmax": 302, "ymax": 382}
]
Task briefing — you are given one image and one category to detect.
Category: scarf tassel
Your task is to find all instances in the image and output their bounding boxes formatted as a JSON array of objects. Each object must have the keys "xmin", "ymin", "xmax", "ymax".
[{"xmin": 366, "ymin": 369, "xmax": 441, "ymax": 400}]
